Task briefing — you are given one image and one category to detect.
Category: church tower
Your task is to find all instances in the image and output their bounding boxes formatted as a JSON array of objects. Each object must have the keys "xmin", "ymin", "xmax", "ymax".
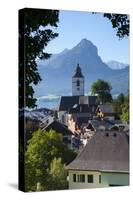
[{"xmin": 72, "ymin": 64, "xmax": 84, "ymax": 96}]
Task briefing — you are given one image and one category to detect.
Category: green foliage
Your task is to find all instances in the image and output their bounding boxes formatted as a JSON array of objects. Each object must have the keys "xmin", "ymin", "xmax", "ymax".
[
  {"xmin": 91, "ymin": 79, "xmax": 112, "ymax": 103},
  {"xmin": 113, "ymin": 93, "xmax": 125, "ymax": 114},
  {"xmin": 120, "ymin": 93, "xmax": 129, "ymax": 123},
  {"xmin": 121, "ymin": 105, "xmax": 129, "ymax": 123},
  {"xmin": 47, "ymin": 157, "xmax": 68, "ymax": 190},
  {"xmin": 104, "ymin": 14, "xmax": 129, "ymax": 38},
  {"xmin": 117, "ymin": 93, "xmax": 125, "ymax": 104},
  {"xmin": 25, "ymin": 129, "xmax": 76, "ymax": 191},
  {"xmin": 19, "ymin": 8, "xmax": 59, "ymax": 108},
  {"xmin": 112, "ymin": 92, "xmax": 129, "ymax": 123}
]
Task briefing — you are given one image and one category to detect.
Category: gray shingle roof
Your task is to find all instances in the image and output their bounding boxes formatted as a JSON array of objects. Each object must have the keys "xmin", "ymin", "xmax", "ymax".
[
  {"xmin": 98, "ymin": 104, "xmax": 114, "ymax": 113},
  {"xmin": 76, "ymin": 117, "xmax": 90, "ymax": 127},
  {"xmin": 69, "ymin": 104, "xmax": 91, "ymax": 113},
  {"xmin": 59, "ymin": 96, "xmax": 97, "ymax": 111},
  {"xmin": 59, "ymin": 96, "xmax": 79, "ymax": 111},
  {"xmin": 67, "ymin": 132, "xmax": 129, "ymax": 172},
  {"xmin": 44, "ymin": 120, "xmax": 73, "ymax": 136},
  {"xmin": 91, "ymin": 119, "xmax": 114, "ymax": 130}
]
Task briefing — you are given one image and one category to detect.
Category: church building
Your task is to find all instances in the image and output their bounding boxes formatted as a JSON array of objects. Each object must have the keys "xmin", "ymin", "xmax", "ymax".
[{"xmin": 58, "ymin": 64, "xmax": 97, "ymax": 127}]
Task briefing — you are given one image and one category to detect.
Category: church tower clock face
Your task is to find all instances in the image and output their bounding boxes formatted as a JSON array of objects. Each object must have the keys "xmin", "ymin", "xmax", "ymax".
[{"xmin": 72, "ymin": 64, "xmax": 84, "ymax": 96}]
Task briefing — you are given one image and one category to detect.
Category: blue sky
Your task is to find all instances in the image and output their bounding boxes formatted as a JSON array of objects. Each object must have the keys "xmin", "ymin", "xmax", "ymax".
[{"xmin": 45, "ymin": 10, "xmax": 129, "ymax": 64}]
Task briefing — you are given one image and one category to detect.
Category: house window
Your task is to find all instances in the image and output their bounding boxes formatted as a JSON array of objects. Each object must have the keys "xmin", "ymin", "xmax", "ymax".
[
  {"xmin": 81, "ymin": 174, "xmax": 85, "ymax": 182},
  {"xmin": 88, "ymin": 175, "xmax": 93, "ymax": 183},
  {"xmin": 99, "ymin": 175, "xmax": 101, "ymax": 184},
  {"xmin": 77, "ymin": 174, "xmax": 85, "ymax": 183},
  {"xmin": 73, "ymin": 174, "xmax": 76, "ymax": 182},
  {"xmin": 76, "ymin": 80, "xmax": 80, "ymax": 86}
]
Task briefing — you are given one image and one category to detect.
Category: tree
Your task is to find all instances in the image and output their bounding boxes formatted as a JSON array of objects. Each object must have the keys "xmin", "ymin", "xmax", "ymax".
[
  {"xmin": 47, "ymin": 157, "xmax": 68, "ymax": 190},
  {"xmin": 113, "ymin": 93, "xmax": 125, "ymax": 114},
  {"xmin": 91, "ymin": 79, "xmax": 112, "ymax": 103},
  {"xmin": 121, "ymin": 104, "xmax": 129, "ymax": 123},
  {"xmin": 112, "ymin": 92, "xmax": 129, "ymax": 123},
  {"xmin": 25, "ymin": 129, "xmax": 76, "ymax": 191},
  {"xmin": 117, "ymin": 93, "xmax": 125, "ymax": 104},
  {"xmin": 103, "ymin": 14, "xmax": 129, "ymax": 38},
  {"xmin": 19, "ymin": 8, "xmax": 59, "ymax": 108},
  {"xmin": 120, "ymin": 93, "xmax": 129, "ymax": 123}
]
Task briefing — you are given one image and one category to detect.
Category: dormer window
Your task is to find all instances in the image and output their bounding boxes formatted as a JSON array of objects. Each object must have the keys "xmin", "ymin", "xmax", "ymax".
[{"xmin": 77, "ymin": 80, "xmax": 80, "ymax": 86}]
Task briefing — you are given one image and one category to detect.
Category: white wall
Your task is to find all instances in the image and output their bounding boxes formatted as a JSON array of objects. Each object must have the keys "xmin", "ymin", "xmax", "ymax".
[
  {"xmin": 68, "ymin": 170, "xmax": 129, "ymax": 189},
  {"xmin": 58, "ymin": 111, "xmax": 68, "ymax": 125},
  {"xmin": 72, "ymin": 77, "xmax": 84, "ymax": 96},
  {"xmin": 68, "ymin": 170, "xmax": 108, "ymax": 189}
]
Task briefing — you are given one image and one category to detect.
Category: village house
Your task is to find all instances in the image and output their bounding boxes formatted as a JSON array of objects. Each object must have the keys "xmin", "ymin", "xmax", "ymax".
[
  {"xmin": 95, "ymin": 104, "xmax": 115, "ymax": 120},
  {"xmin": 67, "ymin": 96, "xmax": 97, "ymax": 132},
  {"xmin": 67, "ymin": 131, "xmax": 129, "ymax": 189}
]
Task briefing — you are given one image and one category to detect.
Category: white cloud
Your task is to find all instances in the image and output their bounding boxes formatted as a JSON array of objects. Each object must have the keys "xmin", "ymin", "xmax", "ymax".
[{"xmin": 37, "ymin": 94, "xmax": 60, "ymax": 100}]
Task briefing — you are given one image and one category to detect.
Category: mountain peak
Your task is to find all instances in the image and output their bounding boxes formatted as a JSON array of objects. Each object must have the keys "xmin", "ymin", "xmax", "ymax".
[
  {"xmin": 73, "ymin": 38, "xmax": 98, "ymax": 56},
  {"xmin": 80, "ymin": 38, "xmax": 93, "ymax": 44},
  {"xmin": 36, "ymin": 38, "xmax": 129, "ymax": 99},
  {"xmin": 77, "ymin": 38, "xmax": 95, "ymax": 48},
  {"xmin": 106, "ymin": 60, "xmax": 128, "ymax": 70}
]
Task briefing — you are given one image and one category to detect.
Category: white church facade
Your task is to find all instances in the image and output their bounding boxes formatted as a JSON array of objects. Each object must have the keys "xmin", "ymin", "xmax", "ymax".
[{"xmin": 72, "ymin": 63, "xmax": 84, "ymax": 96}]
